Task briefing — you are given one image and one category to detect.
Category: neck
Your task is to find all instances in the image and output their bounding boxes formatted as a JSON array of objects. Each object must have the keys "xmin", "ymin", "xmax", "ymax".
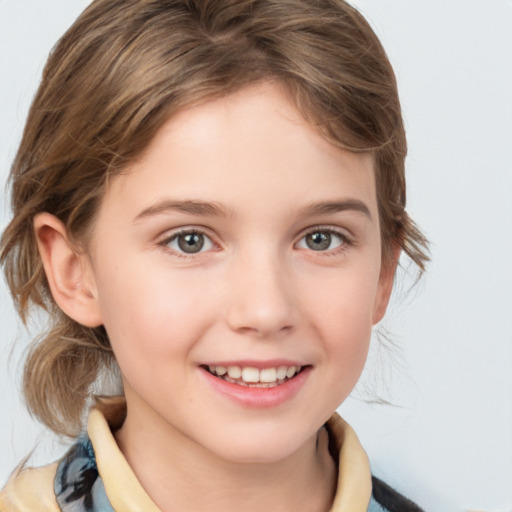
[{"xmin": 114, "ymin": 396, "xmax": 337, "ymax": 512}]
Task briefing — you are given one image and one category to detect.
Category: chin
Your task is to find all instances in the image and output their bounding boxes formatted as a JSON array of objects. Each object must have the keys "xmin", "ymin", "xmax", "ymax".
[{"xmin": 205, "ymin": 429, "xmax": 311, "ymax": 465}]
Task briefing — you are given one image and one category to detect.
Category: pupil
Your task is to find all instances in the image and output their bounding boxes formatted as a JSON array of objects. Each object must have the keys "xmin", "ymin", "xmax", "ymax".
[
  {"xmin": 178, "ymin": 232, "xmax": 204, "ymax": 253},
  {"xmin": 306, "ymin": 232, "xmax": 331, "ymax": 251}
]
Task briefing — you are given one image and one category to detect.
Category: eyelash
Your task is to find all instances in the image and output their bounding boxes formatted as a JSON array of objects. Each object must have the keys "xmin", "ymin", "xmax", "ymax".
[
  {"xmin": 296, "ymin": 226, "xmax": 353, "ymax": 256},
  {"xmin": 158, "ymin": 229, "xmax": 217, "ymax": 259},
  {"xmin": 158, "ymin": 226, "xmax": 353, "ymax": 258}
]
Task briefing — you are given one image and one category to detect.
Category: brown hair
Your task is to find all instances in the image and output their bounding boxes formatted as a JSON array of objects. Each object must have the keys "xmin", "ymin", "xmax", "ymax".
[{"xmin": 0, "ymin": 0, "xmax": 428, "ymax": 436}]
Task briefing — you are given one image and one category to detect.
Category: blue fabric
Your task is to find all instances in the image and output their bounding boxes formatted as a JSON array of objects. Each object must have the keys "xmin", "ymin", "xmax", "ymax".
[
  {"xmin": 54, "ymin": 436, "xmax": 114, "ymax": 512},
  {"xmin": 368, "ymin": 495, "xmax": 388, "ymax": 512}
]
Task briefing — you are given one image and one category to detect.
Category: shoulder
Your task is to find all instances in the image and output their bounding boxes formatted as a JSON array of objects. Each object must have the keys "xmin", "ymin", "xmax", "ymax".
[
  {"xmin": 325, "ymin": 412, "xmax": 425, "ymax": 512},
  {"xmin": 0, "ymin": 461, "xmax": 60, "ymax": 512},
  {"xmin": 370, "ymin": 476, "xmax": 425, "ymax": 512},
  {"xmin": 1, "ymin": 434, "xmax": 114, "ymax": 512}
]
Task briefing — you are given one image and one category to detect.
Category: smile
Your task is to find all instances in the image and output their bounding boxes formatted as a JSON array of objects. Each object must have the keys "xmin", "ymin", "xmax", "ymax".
[{"xmin": 203, "ymin": 365, "xmax": 304, "ymax": 388}]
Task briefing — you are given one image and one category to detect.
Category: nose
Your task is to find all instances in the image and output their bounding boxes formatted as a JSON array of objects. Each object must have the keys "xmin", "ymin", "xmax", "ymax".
[{"xmin": 225, "ymin": 250, "xmax": 298, "ymax": 338}]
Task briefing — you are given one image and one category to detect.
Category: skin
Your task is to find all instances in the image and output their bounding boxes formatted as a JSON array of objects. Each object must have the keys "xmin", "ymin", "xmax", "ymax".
[{"xmin": 35, "ymin": 82, "xmax": 396, "ymax": 512}]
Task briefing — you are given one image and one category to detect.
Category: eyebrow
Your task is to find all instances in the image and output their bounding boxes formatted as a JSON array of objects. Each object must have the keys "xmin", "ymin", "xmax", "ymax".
[
  {"xmin": 134, "ymin": 200, "xmax": 232, "ymax": 222},
  {"xmin": 297, "ymin": 199, "xmax": 372, "ymax": 220},
  {"xmin": 134, "ymin": 198, "xmax": 372, "ymax": 222}
]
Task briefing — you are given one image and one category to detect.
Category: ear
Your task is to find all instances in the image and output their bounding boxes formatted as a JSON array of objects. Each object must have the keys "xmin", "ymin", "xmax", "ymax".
[
  {"xmin": 372, "ymin": 244, "xmax": 400, "ymax": 325},
  {"xmin": 34, "ymin": 213, "xmax": 103, "ymax": 327}
]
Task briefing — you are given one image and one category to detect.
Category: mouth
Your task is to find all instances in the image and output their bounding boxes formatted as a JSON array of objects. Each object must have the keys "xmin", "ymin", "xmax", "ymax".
[{"xmin": 201, "ymin": 364, "xmax": 307, "ymax": 388}]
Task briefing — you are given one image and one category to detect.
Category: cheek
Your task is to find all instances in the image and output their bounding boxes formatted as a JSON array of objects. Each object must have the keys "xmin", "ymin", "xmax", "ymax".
[
  {"xmin": 302, "ymin": 263, "xmax": 380, "ymax": 368},
  {"xmin": 94, "ymin": 259, "xmax": 218, "ymax": 364}
]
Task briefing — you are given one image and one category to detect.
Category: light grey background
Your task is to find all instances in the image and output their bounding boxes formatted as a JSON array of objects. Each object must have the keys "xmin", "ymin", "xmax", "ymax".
[{"xmin": 1, "ymin": 1, "xmax": 511, "ymax": 511}]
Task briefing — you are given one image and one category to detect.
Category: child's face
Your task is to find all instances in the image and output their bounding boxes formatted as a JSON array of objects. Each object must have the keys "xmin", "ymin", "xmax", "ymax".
[{"xmin": 83, "ymin": 82, "xmax": 394, "ymax": 463}]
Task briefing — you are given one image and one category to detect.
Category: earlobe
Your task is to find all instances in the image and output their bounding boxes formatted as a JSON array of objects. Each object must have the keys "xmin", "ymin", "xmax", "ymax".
[
  {"xmin": 372, "ymin": 246, "xmax": 400, "ymax": 325},
  {"xmin": 34, "ymin": 213, "xmax": 103, "ymax": 327}
]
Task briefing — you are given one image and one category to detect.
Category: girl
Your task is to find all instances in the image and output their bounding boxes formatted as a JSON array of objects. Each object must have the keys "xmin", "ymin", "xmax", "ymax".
[{"xmin": 0, "ymin": 1, "xmax": 428, "ymax": 511}]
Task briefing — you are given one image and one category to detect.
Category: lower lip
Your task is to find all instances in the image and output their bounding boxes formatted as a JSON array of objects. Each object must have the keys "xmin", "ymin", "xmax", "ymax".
[{"xmin": 200, "ymin": 367, "xmax": 311, "ymax": 408}]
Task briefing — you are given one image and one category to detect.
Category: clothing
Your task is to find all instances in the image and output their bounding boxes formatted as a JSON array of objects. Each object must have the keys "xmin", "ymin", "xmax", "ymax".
[{"xmin": 0, "ymin": 398, "xmax": 424, "ymax": 512}]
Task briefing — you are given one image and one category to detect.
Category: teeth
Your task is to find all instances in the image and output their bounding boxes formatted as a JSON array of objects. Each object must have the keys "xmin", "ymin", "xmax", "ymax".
[
  {"xmin": 286, "ymin": 366, "xmax": 297, "ymax": 378},
  {"xmin": 207, "ymin": 364, "xmax": 302, "ymax": 385},
  {"xmin": 242, "ymin": 367, "xmax": 259, "ymax": 383},
  {"xmin": 215, "ymin": 365, "xmax": 227, "ymax": 376},
  {"xmin": 227, "ymin": 366, "xmax": 242, "ymax": 379},
  {"xmin": 276, "ymin": 366, "xmax": 287, "ymax": 380},
  {"xmin": 260, "ymin": 368, "xmax": 277, "ymax": 383}
]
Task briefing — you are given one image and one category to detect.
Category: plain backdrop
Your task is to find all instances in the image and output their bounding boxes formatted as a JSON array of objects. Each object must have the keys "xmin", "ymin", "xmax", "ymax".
[{"xmin": 1, "ymin": 2, "xmax": 511, "ymax": 511}]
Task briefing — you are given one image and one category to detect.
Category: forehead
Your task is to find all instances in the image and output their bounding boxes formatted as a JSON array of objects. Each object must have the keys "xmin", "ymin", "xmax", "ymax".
[{"xmin": 100, "ymin": 82, "xmax": 377, "ymax": 223}]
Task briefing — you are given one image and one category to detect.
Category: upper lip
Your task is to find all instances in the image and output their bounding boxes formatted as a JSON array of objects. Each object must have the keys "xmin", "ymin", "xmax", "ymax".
[{"xmin": 200, "ymin": 360, "xmax": 308, "ymax": 369}]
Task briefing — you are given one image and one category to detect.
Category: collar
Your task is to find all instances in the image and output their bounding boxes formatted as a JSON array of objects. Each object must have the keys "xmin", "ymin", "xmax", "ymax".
[{"xmin": 58, "ymin": 397, "xmax": 372, "ymax": 511}]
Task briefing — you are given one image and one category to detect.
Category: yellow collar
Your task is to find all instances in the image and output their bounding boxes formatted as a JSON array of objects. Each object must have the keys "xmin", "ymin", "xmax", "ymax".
[{"xmin": 89, "ymin": 397, "xmax": 372, "ymax": 512}]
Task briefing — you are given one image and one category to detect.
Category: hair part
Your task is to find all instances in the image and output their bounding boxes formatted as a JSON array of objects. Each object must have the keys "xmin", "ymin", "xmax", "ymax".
[{"xmin": 1, "ymin": 0, "xmax": 428, "ymax": 436}]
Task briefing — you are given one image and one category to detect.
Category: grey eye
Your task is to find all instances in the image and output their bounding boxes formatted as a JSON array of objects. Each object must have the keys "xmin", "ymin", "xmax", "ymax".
[
  {"xmin": 297, "ymin": 230, "xmax": 344, "ymax": 251},
  {"xmin": 167, "ymin": 231, "xmax": 213, "ymax": 254},
  {"xmin": 306, "ymin": 232, "xmax": 331, "ymax": 251},
  {"xmin": 178, "ymin": 232, "xmax": 204, "ymax": 253}
]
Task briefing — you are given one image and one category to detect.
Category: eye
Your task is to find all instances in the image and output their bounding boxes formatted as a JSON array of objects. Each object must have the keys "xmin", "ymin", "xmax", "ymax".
[
  {"xmin": 296, "ymin": 229, "xmax": 347, "ymax": 252},
  {"xmin": 164, "ymin": 230, "xmax": 214, "ymax": 254}
]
